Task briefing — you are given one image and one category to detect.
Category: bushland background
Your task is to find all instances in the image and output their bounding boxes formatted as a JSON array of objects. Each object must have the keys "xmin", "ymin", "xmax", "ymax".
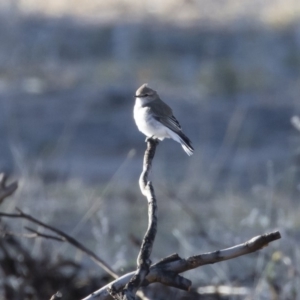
[{"xmin": 0, "ymin": 0, "xmax": 300, "ymax": 299}]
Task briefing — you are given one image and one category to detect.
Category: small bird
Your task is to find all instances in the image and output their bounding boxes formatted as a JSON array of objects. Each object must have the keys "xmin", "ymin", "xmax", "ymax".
[{"xmin": 133, "ymin": 84, "xmax": 194, "ymax": 156}]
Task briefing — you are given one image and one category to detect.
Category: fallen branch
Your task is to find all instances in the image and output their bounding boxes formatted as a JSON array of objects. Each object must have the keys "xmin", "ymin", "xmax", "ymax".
[{"xmin": 82, "ymin": 230, "xmax": 281, "ymax": 300}]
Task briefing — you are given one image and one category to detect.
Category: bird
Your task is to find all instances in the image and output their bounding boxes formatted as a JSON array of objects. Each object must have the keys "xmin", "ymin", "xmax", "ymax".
[{"xmin": 133, "ymin": 83, "xmax": 194, "ymax": 156}]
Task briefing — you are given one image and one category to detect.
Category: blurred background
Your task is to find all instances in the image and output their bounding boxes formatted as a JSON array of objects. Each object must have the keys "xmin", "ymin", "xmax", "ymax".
[{"xmin": 0, "ymin": 0, "xmax": 300, "ymax": 299}]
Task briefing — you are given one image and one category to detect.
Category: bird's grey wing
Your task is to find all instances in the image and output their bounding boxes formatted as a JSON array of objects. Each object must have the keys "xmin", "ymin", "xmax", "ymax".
[
  {"xmin": 150, "ymin": 98, "xmax": 182, "ymax": 133},
  {"xmin": 153, "ymin": 114, "xmax": 182, "ymax": 133},
  {"xmin": 168, "ymin": 115, "xmax": 182, "ymax": 129}
]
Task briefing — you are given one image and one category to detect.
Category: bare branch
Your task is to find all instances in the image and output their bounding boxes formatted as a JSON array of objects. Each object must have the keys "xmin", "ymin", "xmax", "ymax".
[
  {"xmin": 120, "ymin": 184, "xmax": 158, "ymax": 299},
  {"xmin": 159, "ymin": 231, "xmax": 281, "ymax": 273},
  {"xmin": 0, "ymin": 173, "xmax": 18, "ymax": 205},
  {"xmin": 0, "ymin": 209, "xmax": 119, "ymax": 279},
  {"xmin": 113, "ymin": 139, "xmax": 159, "ymax": 299},
  {"xmin": 82, "ymin": 231, "xmax": 281, "ymax": 300},
  {"xmin": 139, "ymin": 138, "xmax": 159, "ymax": 196},
  {"xmin": 24, "ymin": 227, "xmax": 66, "ymax": 241},
  {"xmin": 1, "ymin": 227, "xmax": 64, "ymax": 241}
]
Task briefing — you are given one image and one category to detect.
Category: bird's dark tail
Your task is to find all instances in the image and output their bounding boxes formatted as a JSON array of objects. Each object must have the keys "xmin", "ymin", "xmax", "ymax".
[{"xmin": 178, "ymin": 132, "xmax": 194, "ymax": 156}]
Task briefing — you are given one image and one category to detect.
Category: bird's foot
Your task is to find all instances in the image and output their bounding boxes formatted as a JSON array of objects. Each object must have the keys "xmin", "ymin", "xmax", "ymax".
[{"xmin": 145, "ymin": 136, "xmax": 153, "ymax": 142}]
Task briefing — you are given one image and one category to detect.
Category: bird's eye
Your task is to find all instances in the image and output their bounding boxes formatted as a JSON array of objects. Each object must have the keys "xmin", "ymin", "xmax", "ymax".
[{"xmin": 144, "ymin": 93, "xmax": 148, "ymax": 97}]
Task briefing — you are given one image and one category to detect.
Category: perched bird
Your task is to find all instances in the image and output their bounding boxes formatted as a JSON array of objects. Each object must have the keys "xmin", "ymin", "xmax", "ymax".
[{"xmin": 133, "ymin": 84, "xmax": 194, "ymax": 156}]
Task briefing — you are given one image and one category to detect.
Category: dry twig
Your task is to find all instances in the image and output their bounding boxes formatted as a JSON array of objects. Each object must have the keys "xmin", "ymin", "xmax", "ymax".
[
  {"xmin": 0, "ymin": 208, "xmax": 118, "ymax": 279},
  {"xmin": 1, "ymin": 227, "xmax": 64, "ymax": 241}
]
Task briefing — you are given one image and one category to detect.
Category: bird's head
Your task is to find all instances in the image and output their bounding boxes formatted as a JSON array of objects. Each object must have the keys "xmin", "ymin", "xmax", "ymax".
[{"xmin": 135, "ymin": 84, "xmax": 158, "ymax": 103}]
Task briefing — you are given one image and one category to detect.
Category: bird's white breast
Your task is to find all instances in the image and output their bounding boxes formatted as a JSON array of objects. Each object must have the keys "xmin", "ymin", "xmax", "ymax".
[{"xmin": 134, "ymin": 98, "xmax": 169, "ymax": 140}]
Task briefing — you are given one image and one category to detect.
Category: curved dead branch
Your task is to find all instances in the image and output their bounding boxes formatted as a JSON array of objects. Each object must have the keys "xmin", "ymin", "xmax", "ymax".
[
  {"xmin": 139, "ymin": 138, "xmax": 159, "ymax": 195},
  {"xmin": 110, "ymin": 138, "xmax": 159, "ymax": 299}
]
